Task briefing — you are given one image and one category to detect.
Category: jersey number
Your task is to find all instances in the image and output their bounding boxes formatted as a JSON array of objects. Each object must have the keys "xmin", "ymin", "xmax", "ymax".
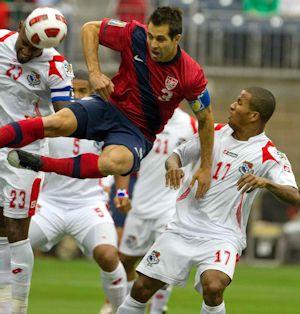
[
  {"xmin": 158, "ymin": 88, "xmax": 173, "ymax": 102},
  {"xmin": 6, "ymin": 64, "xmax": 23, "ymax": 81},
  {"xmin": 9, "ymin": 190, "xmax": 26, "ymax": 209},
  {"xmin": 212, "ymin": 162, "xmax": 231, "ymax": 180},
  {"xmin": 73, "ymin": 138, "xmax": 80, "ymax": 155},
  {"xmin": 154, "ymin": 139, "xmax": 169, "ymax": 155}
]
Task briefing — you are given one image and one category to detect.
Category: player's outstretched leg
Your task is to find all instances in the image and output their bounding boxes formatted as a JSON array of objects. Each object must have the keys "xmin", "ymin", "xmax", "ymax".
[{"xmin": 7, "ymin": 150, "xmax": 103, "ymax": 178}]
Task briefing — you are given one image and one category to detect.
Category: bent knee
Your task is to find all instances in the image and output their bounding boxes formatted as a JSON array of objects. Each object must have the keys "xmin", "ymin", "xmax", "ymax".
[{"xmin": 94, "ymin": 244, "xmax": 119, "ymax": 271}]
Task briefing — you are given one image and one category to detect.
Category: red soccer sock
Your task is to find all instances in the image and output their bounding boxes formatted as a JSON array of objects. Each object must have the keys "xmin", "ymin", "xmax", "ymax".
[
  {"xmin": 40, "ymin": 153, "xmax": 103, "ymax": 178},
  {"xmin": 0, "ymin": 118, "xmax": 44, "ymax": 148}
]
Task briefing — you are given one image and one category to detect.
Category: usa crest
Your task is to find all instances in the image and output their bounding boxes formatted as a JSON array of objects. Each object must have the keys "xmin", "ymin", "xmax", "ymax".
[
  {"xmin": 165, "ymin": 76, "xmax": 178, "ymax": 91},
  {"xmin": 239, "ymin": 161, "xmax": 254, "ymax": 175},
  {"xmin": 147, "ymin": 250, "xmax": 160, "ymax": 266},
  {"xmin": 27, "ymin": 71, "xmax": 41, "ymax": 86}
]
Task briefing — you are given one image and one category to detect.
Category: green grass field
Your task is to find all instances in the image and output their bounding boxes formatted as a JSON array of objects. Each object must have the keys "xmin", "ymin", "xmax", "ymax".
[{"xmin": 29, "ymin": 256, "xmax": 300, "ymax": 314}]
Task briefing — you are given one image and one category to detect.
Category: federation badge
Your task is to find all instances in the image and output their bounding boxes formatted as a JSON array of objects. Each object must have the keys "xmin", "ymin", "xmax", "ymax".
[
  {"xmin": 27, "ymin": 71, "xmax": 41, "ymax": 86},
  {"xmin": 165, "ymin": 76, "xmax": 178, "ymax": 90},
  {"xmin": 63, "ymin": 61, "xmax": 74, "ymax": 77},
  {"xmin": 125, "ymin": 235, "xmax": 137, "ymax": 249},
  {"xmin": 239, "ymin": 161, "xmax": 254, "ymax": 175},
  {"xmin": 147, "ymin": 250, "xmax": 160, "ymax": 266}
]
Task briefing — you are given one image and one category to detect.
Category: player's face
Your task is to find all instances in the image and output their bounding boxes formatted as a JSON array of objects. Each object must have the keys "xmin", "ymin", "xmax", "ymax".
[
  {"xmin": 73, "ymin": 79, "xmax": 92, "ymax": 99},
  {"xmin": 228, "ymin": 90, "xmax": 253, "ymax": 130},
  {"xmin": 147, "ymin": 22, "xmax": 181, "ymax": 62},
  {"xmin": 15, "ymin": 23, "xmax": 42, "ymax": 64}
]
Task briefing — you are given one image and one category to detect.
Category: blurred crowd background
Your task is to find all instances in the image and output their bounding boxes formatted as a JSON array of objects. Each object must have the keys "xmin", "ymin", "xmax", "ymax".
[{"xmin": 1, "ymin": 0, "xmax": 300, "ymax": 265}]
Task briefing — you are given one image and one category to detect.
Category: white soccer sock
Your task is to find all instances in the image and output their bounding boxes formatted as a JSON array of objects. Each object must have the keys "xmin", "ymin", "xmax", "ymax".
[
  {"xmin": 127, "ymin": 281, "xmax": 134, "ymax": 295},
  {"xmin": 0, "ymin": 237, "xmax": 12, "ymax": 314},
  {"xmin": 201, "ymin": 301, "xmax": 226, "ymax": 314},
  {"xmin": 101, "ymin": 262, "xmax": 127, "ymax": 311},
  {"xmin": 150, "ymin": 285, "xmax": 172, "ymax": 314},
  {"xmin": 10, "ymin": 239, "xmax": 34, "ymax": 314},
  {"xmin": 116, "ymin": 295, "xmax": 147, "ymax": 314}
]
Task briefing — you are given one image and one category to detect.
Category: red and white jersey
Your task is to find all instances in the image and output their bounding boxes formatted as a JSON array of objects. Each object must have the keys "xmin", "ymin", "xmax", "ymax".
[
  {"xmin": 40, "ymin": 137, "xmax": 109, "ymax": 206},
  {"xmin": 131, "ymin": 109, "xmax": 197, "ymax": 219},
  {"xmin": 0, "ymin": 30, "xmax": 73, "ymax": 152},
  {"xmin": 99, "ymin": 19, "xmax": 207, "ymax": 142},
  {"xmin": 169, "ymin": 124, "xmax": 298, "ymax": 252}
]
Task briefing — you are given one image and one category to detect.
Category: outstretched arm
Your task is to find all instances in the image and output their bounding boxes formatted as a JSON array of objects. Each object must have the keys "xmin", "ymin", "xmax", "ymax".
[
  {"xmin": 80, "ymin": 21, "xmax": 114, "ymax": 100},
  {"xmin": 191, "ymin": 106, "xmax": 214, "ymax": 199},
  {"xmin": 237, "ymin": 174, "xmax": 300, "ymax": 206}
]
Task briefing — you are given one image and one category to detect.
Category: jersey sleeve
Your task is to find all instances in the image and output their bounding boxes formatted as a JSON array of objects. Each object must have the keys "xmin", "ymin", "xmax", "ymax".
[
  {"xmin": 48, "ymin": 57, "xmax": 74, "ymax": 102},
  {"xmin": 173, "ymin": 134, "xmax": 200, "ymax": 167},
  {"xmin": 266, "ymin": 150, "xmax": 298, "ymax": 189},
  {"xmin": 99, "ymin": 18, "xmax": 135, "ymax": 52},
  {"xmin": 184, "ymin": 62, "xmax": 208, "ymax": 102}
]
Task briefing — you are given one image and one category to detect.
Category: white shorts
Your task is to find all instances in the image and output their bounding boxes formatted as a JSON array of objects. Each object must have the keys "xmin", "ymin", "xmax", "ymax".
[
  {"xmin": 0, "ymin": 151, "xmax": 42, "ymax": 219},
  {"xmin": 30, "ymin": 196, "xmax": 117, "ymax": 256},
  {"xmin": 136, "ymin": 232, "xmax": 239, "ymax": 294},
  {"xmin": 119, "ymin": 211, "xmax": 173, "ymax": 256}
]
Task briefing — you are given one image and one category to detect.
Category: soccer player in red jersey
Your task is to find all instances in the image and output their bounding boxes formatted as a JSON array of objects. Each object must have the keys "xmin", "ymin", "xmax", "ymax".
[{"xmin": 1, "ymin": 7, "xmax": 214, "ymax": 200}]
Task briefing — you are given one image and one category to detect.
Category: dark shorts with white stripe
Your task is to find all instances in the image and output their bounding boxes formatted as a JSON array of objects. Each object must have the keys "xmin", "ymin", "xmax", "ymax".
[{"xmin": 66, "ymin": 95, "xmax": 153, "ymax": 174}]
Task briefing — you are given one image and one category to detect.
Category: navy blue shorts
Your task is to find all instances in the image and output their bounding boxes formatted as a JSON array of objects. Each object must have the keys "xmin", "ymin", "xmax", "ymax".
[{"xmin": 66, "ymin": 96, "xmax": 153, "ymax": 174}]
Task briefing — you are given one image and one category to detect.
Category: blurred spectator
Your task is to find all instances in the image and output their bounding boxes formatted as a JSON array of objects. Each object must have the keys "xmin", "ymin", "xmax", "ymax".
[
  {"xmin": 243, "ymin": 0, "xmax": 279, "ymax": 15},
  {"xmin": 0, "ymin": 1, "xmax": 10, "ymax": 29},
  {"xmin": 116, "ymin": 0, "xmax": 149, "ymax": 23}
]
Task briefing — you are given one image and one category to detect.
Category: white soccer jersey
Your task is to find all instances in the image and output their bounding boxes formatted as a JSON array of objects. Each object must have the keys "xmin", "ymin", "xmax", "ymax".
[
  {"xmin": 169, "ymin": 124, "xmax": 298, "ymax": 252},
  {"xmin": 40, "ymin": 137, "xmax": 109, "ymax": 205},
  {"xmin": 0, "ymin": 29, "xmax": 73, "ymax": 154},
  {"xmin": 130, "ymin": 109, "xmax": 197, "ymax": 219}
]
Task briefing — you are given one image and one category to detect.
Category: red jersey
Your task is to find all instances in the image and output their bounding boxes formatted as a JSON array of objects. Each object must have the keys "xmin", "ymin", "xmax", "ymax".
[{"xmin": 99, "ymin": 18, "xmax": 208, "ymax": 142}]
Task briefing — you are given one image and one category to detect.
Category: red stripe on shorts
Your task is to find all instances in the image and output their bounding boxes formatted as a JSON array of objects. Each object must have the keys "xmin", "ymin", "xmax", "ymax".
[{"xmin": 28, "ymin": 178, "xmax": 41, "ymax": 217}]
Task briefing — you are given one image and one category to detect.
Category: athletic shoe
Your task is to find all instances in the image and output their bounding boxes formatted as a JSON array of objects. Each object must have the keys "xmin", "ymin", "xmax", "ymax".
[{"xmin": 7, "ymin": 149, "xmax": 42, "ymax": 172}]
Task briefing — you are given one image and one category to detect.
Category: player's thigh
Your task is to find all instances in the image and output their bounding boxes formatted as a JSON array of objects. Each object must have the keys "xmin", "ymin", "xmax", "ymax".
[
  {"xmin": 194, "ymin": 239, "xmax": 239, "ymax": 294},
  {"xmin": 136, "ymin": 232, "xmax": 197, "ymax": 287},
  {"xmin": 67, "ymin": 201, "xmax": 117, "ymax": 257},
  {"xmin": 119, "ymin": 213, "xmax": 156, "ymax": 256},
  {"xmin": 29, "ymin": 197, "xmax": 66, "ymax": 250}
]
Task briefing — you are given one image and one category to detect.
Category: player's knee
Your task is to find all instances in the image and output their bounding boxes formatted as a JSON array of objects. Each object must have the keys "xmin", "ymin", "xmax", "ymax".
[
  {"xmin": 100, "ymin": 152, "xmax": 133, "ymax": 175},
  {"xmin": 44, "ymin": 109, "xmax": 77, "ymax": 137},
  {"xmin": 131, "ymin": 275, "xmax": 160, "ymax": 303},
  {"xmin": 202, "ymin": 280, "xmax": 225, "ymax": 304},
  {"xmin": 93, "ymin": 244, "xmax": 119, "ymax": 271}
]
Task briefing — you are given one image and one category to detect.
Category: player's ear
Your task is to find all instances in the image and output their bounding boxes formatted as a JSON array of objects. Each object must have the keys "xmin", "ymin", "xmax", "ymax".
[
  {"xmin": 17, "ymin": 21, "xmax": 24, "ymax": 33},
  {"xmin": 174, "ymin": 34, "xmax": 181, "ymax": 44},
  {"xmin": 250, "ymin": 111, "xmax": 260, "ymax": 122}
]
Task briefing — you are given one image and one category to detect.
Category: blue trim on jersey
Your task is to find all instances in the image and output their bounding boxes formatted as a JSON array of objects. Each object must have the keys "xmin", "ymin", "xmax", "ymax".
[
  {"xmin": 8, "ymin": 122, "xmax": 23, "ymax": 145},
  {"xmin": 131, "ymin": 26, "xmax": 161, "ymax": 134},
  {"xmin": 50, "ymin": 86, "xmax": 72, "ymax": 92},
  {"xmin": 51, "ymin": 96, "xmax": 72, "ymax": 102},
  {"xmin": 72, "ymin": 155, "xmax": 81, "ymax": 178}
]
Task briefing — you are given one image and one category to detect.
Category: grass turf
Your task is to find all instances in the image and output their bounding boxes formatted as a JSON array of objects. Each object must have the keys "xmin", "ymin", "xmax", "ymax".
[{"xmin": 29, "ymin": 256, "xmax": 300, "ymax": 314}]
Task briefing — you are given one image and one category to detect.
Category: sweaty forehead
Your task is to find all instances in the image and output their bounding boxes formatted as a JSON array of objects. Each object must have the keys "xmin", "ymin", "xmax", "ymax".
[
  {"xmin": 147, "ymin": 22, "xmax": 170, "ymax": 38},
  {"xmin": 240, "ymin": 90, "xmax": 252, "ymax": 103}
]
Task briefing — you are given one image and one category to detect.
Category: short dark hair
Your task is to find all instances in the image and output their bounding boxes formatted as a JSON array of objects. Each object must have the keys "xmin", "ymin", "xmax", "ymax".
[
  {"xmin": 148, "ymin": 7, "xmax": 183, "ymax": 39},
  {"xmin": 74, "ymin": 69, "xmax": 89, "ymax": 81},
  {"xmin": 246, "ymin": 87, "xmax": 276, "ymax": 123}
]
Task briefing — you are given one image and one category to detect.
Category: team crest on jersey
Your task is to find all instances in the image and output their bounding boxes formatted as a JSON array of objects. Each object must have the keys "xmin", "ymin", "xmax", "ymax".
[
  {"xmin": 27, "ymin": 71, "xmax": 41, "ymax": 86},
  {"xmin": 147, "ymin": 250, "xmax": 160, "ymax": 266},
  {"xmin": 176, "ymin": 137, "xmax": 186, "ymax": 147},
  {"xmin": 125, "ymin": 235, "xmax": 137, "ymax": 249},
  {"xmin": 63, "ymin": 62, "xmax": 74, "ymax": 77},
  {"xmin": 108, "ymin": 19, "xmax": 127, "ymax": 27},
  {"xmin": 165, "ymin": 76, "xmax": 178, "ymax": 91},
  {"xmin": 239, "ymin": 161, "xmax": 254, "ymax": 175}
]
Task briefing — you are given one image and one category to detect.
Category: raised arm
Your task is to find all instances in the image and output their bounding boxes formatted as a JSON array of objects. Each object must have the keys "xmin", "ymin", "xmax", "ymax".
[{"xmin": 80, "ymin": 21, "xmax": 114, "ymax": 100}]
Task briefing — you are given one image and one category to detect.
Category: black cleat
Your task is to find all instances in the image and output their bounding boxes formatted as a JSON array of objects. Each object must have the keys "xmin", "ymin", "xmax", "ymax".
[{"xmin": 7, "ymin": 149, "xmax": 43, "ymax": 172}]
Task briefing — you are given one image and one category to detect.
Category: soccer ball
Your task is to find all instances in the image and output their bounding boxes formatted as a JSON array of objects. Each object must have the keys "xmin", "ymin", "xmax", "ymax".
[{"xmin": 24, "ymin": 7, "xmax": 67, "ymax": 49}]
